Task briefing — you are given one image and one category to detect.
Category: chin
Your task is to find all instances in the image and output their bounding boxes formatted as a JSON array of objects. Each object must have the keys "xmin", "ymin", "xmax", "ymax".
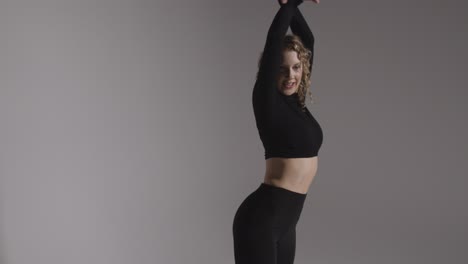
[{"xmin": 282, "ymin": 89, "xmax": 297, "ymax": 95}]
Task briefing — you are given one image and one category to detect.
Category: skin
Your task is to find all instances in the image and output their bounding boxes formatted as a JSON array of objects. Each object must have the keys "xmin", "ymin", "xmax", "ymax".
[
  {"xmin": 277, "ymin": 50, "xmax": 303, "ymax": 96},
  {"xmin": 264, "ymin": 0, "xmax": 320, "ymax": 195}
]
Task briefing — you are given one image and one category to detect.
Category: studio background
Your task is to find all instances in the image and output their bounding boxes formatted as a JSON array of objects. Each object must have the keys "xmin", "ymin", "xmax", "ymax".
[{"xmin": 0, "ymin": 0, "xmax": 467, "ymax": 263}]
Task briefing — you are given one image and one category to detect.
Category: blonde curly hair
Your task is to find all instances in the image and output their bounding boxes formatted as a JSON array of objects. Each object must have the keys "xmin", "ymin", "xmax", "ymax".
[{"xmin": 256, "ymin": 34, "xmax": 316, "ymax": 110}]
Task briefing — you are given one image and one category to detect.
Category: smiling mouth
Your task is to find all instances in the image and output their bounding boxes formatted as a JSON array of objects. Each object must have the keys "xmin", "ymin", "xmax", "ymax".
[{"xmin": 283, "ymin": 81, "xmax": 296, "ymax": 89}]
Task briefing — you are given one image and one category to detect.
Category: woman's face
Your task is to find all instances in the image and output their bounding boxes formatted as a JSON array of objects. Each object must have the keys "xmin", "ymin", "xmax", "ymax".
[{"xmin": 277, "ymin": 50, "xmax": 303, "ymax": 96}]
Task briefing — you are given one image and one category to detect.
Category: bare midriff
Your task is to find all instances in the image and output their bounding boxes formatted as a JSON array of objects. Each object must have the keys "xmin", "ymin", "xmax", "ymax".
[{"xmin": 263, "ymin": 156, "xmax": 318, "ymax": 194}]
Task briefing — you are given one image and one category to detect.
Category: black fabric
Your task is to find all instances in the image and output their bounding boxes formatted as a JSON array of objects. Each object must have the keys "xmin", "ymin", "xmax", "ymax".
[
  {"xmin": 232, "ymin": 183, "xmax": 307, "ymax": 264},
  {"xmin": 253, "ymin": 0, "xmax": 323, "ymax": 159}
]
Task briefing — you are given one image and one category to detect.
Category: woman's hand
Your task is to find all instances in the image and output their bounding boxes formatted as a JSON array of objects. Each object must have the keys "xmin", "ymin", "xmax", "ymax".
[{"xmin": 279, "ymin": 0, "xmax": 320, "ymax": 4}]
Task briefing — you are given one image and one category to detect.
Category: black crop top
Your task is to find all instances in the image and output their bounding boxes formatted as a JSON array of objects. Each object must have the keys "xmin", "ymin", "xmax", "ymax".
[{"xmin": 253, "ymin": 0, "xmax": 323, "ymax": 159}]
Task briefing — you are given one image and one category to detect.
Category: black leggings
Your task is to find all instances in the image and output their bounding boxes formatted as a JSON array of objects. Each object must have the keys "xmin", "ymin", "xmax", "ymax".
[{"xmin": 232, "ymin": 183, "xmax": 307, "ymax": 264}]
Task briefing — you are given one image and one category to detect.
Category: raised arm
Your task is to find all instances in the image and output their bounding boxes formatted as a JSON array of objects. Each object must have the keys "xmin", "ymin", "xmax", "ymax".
[
  {"xmin": 277, "ymin": 0, "xmax": 315, "ymax": 71},
  {"xmin": 290, "ymin": 7, "xmax": 315, "ymax": 71},
  {"xmin": 253, "ymin": 0, "xmax": 304, "ymax": 107}
]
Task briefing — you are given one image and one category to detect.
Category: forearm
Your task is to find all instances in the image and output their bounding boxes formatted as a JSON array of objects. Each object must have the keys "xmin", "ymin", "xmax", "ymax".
[{"xmin": 257, "ymin": 0, "xmax": 304, "ymax": 88}]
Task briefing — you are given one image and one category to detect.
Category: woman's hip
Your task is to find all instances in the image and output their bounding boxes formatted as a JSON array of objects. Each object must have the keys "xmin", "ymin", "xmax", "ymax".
[{"xmin": 233, "ymin": 182, "xmax": 307, "ymax": 231}]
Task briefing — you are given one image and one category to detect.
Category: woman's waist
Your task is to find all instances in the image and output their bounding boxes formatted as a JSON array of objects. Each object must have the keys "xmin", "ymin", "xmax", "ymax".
[
  {"xmin": 265, "ymin": 156, "xmax": 318, "ymax": 174},
  {"xmin": 263, "ymin": 156, "xmax": 318, "ymax": 193}
]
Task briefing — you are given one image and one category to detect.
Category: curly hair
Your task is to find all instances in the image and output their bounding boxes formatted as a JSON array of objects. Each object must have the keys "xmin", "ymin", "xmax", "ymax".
[{"xmin": 256, "ymin": 34, "xmax": 316, "ymax": 110}]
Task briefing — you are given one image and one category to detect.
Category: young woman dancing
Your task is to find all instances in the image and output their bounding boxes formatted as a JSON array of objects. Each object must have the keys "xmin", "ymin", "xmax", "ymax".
[{"xmin": 232, "ymin": 0, "xmax": 322, "ymax": 263}]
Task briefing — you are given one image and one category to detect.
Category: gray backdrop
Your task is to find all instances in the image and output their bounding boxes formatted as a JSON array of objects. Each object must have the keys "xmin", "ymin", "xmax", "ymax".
[{"xmin": 1, "ymin": 0, "xmax": 467, "ymax": 263}]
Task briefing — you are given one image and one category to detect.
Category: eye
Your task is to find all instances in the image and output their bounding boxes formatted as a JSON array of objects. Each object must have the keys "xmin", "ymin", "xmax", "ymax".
[{"xmin": 279, "ymin": 65, "xmax": 301, "ymax": 73}]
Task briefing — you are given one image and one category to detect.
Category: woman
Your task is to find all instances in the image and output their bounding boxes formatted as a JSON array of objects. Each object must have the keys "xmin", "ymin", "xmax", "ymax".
[{"xmin": 232, "ymin": 0, "xmax": 322, "ymax": 263}]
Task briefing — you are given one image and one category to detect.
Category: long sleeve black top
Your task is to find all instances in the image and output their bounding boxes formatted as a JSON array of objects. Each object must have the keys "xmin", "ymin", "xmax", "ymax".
[{"xmin": 253, "ymin": 0, "xmax": 323, "ymax": 159}]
